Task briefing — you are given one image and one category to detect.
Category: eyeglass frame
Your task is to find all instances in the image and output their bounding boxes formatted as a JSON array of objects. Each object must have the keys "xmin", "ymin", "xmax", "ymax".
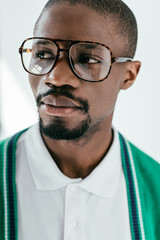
[{"xmin": 19, "ymin": 37, "xmax": 133, "ymax": 83}]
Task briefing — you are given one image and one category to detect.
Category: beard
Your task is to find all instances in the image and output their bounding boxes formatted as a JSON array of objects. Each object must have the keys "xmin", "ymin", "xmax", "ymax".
[
  {"xmin": 37, "ymin": 86, "xmax": 91, "ymax": 140},
  {"xmin": 39, "ymin": 115, "xmax": 91, "ymax": 140}
]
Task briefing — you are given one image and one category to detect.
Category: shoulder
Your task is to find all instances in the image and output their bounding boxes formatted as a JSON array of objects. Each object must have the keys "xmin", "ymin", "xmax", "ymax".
[
  {"xmin": 119, "ymin": 133, "xmax": 160, "ymax": 237},
  {"xmin": 118, "ymin": 133, "xmax": 160, "ymax": 238},
  {"xmin": 0, "ymin": 124, "xmax": 43, "ymax": 156},
  {"xmin": 119, "ymin": 132, "xmax": 160, "ymax": 182},
  {"xmin": 0, "ymin": 127, "xmax": 30, "ymax": 152},
  {"xmin": 128, "ymin": 139, "xmax": 160, "ymax": 172}
]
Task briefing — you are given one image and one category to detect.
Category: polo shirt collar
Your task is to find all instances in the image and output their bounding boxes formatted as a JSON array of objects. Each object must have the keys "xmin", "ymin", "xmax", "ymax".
[{"xmin": 25, "ymin": 123, "xmax": 121, "ymax": 198}]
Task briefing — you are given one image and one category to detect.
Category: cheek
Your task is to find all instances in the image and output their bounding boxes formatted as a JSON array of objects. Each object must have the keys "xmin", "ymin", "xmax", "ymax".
[
  {"xmin": 29, "ymin": 76, "xmax": 38, "ymax": 98},
  {"xmin": 29, "ymin": 75, "xmax": 44, "ymax": 99},
  {"xmin": 89, "ymin": 77, "xmax": 121, "ymax": 117}
]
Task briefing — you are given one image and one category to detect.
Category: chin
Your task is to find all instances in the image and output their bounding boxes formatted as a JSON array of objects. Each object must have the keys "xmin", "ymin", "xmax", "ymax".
[{"xmin": 39, "ymin": 116, "xmax": 91, "ymax": 140}]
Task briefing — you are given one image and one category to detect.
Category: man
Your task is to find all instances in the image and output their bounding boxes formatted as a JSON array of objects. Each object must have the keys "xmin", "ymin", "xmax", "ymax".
[{"xmin": 0, "ymin": 0, "xmax": 160, "ymax": 239}]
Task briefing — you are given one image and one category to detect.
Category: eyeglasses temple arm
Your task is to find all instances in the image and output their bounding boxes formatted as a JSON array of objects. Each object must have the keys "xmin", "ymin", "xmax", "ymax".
[
  {"xmin": 19, "ymin": 47, "xmax": 32, "ymax": 54},
  {"xmin": 112, "ymin": 57, "xmax": 133, "ymax": 63}
]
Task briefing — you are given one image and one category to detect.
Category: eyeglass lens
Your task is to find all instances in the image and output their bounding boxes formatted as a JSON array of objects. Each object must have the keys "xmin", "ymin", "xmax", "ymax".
[{"xmin": 21, "ymin": 38, "xmax": 112, "ymax": 81}]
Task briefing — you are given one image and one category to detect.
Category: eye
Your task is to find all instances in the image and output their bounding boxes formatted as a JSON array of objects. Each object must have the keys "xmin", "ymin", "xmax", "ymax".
[
  {"xmin": 87, "ymin": 58, "xmax": 99, "ymax": 63},
  {"xmin": 35, "ymin": 51, "xmax": 56, "ymax": 60},
  {"xmin": 78, "ymin": 54, "xmax": 101, "ymax": 64}
]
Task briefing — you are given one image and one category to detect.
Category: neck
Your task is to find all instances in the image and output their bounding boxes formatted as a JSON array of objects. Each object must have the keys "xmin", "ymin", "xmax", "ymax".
[{"xmin": 41, "ymin": 121, "xmax": 113, "ymax": 179}]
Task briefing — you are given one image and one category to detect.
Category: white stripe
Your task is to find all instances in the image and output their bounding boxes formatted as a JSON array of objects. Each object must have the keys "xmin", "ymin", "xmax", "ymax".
[
  {"xmin": 3, "ymin": 139, "xmax": 10, "ymax": 240},
  {"xmin": 125, "ymin": 140, "xmax": 145, "ymax": 240}
]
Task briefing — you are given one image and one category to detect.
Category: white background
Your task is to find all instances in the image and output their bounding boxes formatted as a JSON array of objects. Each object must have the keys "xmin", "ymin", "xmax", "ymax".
[{"xmin": 0, "ymin": 0, "xmax": 160, "ymax": 160}]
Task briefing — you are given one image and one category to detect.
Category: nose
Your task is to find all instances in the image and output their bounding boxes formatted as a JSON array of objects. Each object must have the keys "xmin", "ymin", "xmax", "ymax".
[{"xmin": 43, "ymin": 55, "xmax": 81, "ymax": 89}]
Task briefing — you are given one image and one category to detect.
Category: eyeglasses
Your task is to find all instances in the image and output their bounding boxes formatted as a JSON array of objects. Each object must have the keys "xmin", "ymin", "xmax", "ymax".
[{"xmin": 19, "ymin": 37, "xmax": 132, "ymax": 82}]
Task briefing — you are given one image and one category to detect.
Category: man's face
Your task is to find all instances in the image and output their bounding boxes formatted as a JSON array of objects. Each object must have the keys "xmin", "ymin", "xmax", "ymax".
[{"xmin": 30, "ymin": 3, "xmax": 129, "ymax": 140}]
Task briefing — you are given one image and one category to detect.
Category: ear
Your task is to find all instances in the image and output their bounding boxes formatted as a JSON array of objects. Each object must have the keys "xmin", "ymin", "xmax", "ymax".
[{"xmin": 120, "ymin": 61, "xmax": 141, "ymax": 90}]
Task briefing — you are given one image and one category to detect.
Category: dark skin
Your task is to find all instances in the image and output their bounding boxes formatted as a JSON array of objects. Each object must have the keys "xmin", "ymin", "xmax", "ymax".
[{"xmin": 30, "ymin": 3, "xmax": 141, "ymax": 179}]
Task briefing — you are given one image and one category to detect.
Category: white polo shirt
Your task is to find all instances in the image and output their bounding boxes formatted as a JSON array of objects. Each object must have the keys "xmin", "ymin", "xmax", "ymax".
[{"xmin": 16, "ymin": 123, "xmax": 132, "ymax": 240}]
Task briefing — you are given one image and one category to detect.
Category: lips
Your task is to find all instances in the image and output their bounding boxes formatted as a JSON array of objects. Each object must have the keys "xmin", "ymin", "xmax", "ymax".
[
  {"xmin": 41, "ymin": 95, "xmax": 80, "ymax": 108},
  {"xmin": 40, "ymin": 95, "xmax": 81, "ymax": 117}
]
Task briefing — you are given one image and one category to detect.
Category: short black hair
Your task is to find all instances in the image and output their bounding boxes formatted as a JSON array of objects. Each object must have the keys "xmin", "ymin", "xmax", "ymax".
[{"xmin": 37, "ymin": 0, "xmax": 138, "ymax": 58}]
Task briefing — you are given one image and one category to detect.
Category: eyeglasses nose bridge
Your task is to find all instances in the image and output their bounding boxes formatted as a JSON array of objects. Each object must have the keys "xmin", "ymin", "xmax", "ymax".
[
  {"xmin": 55, "ymin": 48, "xmax": 70, "ymax": 66},
  {"xmin": 57, "ymin": 48, "xmax": 69, "ymax": 56}
]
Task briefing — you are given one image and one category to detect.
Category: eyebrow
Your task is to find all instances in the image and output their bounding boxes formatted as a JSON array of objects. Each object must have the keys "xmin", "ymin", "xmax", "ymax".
[
  {"xmin": 82, "ymin": 44, "xmax": 98, "ymax": 49},
  {"xmin": 33, "ymin": 40, "xmax": 53, "ymax": 46}
]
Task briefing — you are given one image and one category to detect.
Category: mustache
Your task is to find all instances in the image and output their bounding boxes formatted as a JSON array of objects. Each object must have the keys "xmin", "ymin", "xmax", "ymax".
[{"xmin": 36, "ymin": 87, "xmax": 89, "ymax": 113}]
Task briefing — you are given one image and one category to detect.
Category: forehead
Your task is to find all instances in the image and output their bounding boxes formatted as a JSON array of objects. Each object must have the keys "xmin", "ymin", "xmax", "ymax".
[{"xmin": 34, "ymin": 3, "xmax": 124, "ymax": 55}]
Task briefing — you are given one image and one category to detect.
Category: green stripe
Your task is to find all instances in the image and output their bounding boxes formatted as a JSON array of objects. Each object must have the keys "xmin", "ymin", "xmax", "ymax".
[
  {"xmin": 125, "ymin": 140, "xmax": 146, "ymax": 240},
  {"xmin": 0, "ymin": 139, "xmax": 7, "ymax": 240},
  {"xmin": 119, "ymin": 133, "xmax": 142, "ymax": 240},
  {"xmin": 12, "ymin": 137, "xmax": 18, "ymax": 240},
  {"xmin": 9, "ymin": 131, "xmax": 26, "ymax": 240},
  {"xmin": 0, "ymin": 129, "xmax": 28, "ymax": 240},
  {"xmin": 119, "ymin": 135, "xmax": 137, "ymax": 239}
]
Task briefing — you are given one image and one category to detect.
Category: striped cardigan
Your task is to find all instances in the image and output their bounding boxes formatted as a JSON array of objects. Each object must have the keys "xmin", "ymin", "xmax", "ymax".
[{"xmin": 0, "ymin": 129, "xmax": 160, "ymax": 240}]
